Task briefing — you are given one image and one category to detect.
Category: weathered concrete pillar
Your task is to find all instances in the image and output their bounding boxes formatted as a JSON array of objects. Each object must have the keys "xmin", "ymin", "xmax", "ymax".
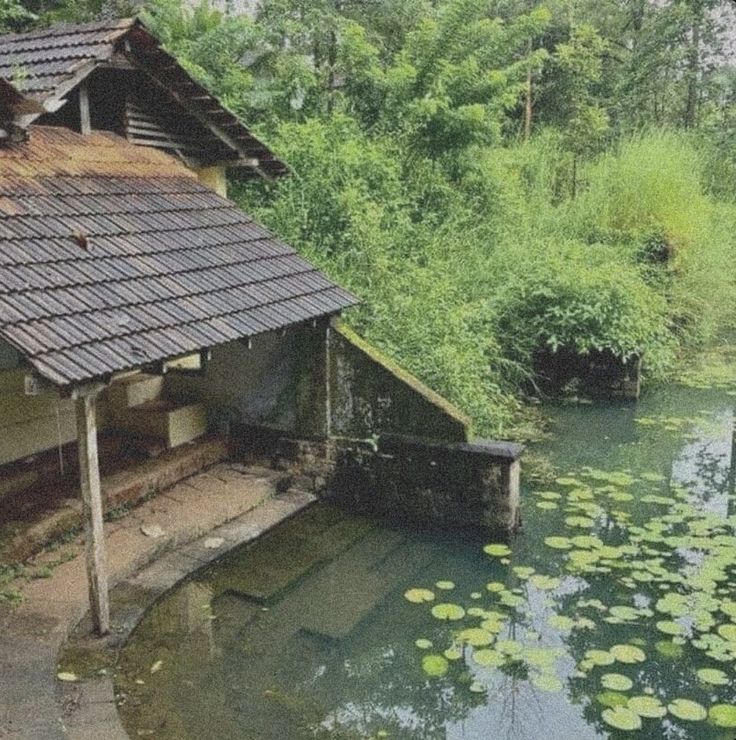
[{"xmin": 485, "ymin": 458, "xmax": 520, "ymax": 532}]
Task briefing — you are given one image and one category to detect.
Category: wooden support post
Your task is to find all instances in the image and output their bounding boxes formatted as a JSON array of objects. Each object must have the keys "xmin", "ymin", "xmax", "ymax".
[
  {"xmin": 79, "ymin": 82, "xmax": 91, "ymax": 135},
  {"xmin": 75, "ymin": 387, "xmax": 109, "ymax": 635},
  {"xmin": 325, "ymin": 322, "xmax": 332, "ymax": 439}
]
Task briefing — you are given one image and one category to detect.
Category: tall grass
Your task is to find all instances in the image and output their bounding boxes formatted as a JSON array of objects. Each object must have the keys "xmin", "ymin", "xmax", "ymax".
[{"xmin": 239, "ymin": 121, "xmax": 736, "ymax": 436}]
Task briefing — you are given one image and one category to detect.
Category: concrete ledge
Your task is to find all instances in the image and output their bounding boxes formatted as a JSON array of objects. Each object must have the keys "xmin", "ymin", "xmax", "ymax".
[{"xmin": 379, "ymin": 434, "xmax": 524, "ymax": 462}]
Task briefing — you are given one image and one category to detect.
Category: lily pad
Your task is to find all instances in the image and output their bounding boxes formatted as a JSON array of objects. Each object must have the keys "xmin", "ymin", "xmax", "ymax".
[
  {"xmin": 443, "ymin": 647, "xmax": 463, "ymax": 661},
  {"xmin": 709, "ymin": 704, "xmax": 736, "ymax": 728},
  {"xmin": 656, "ymin": 620, "xmax": 685, "ymax": 636},
  {"xmin": 565, "ymin": 516, "xmax": 596, "ymax": 528},
  {"xmin": 717, "ymin": 623, "xmax": 736, "ymax": 641},
  {"xmin": 473, "ymin": 648, "xmax": 506, "ymax": 667},
  {"xmin": 655, "ymin": 641, "xmax": 683, "ymax": 659},
  {"xmin": 610, "ymin": 644, "xmax": 646, "ymax": 664},
  {"xmin": 529, "ymin": 575, "xmax": 560, "ymax": 591},
  {"xmin": 641, "ymin": 472, "xmax": 666, "ymax": 482},
  {"xmin": 531, "ymin": 673, "xmax": 563, "ymax": 692},
  {"xmin": 602, "ymin": 706, "xmax": 642, "ymax": 731},
  {"xmin": 667, "ymin": 699, "xmax": 707, "ymax": 721},
  {"xmin": 435, "ymin": 580, "xmax": 455, "ymax": 591},
  {"xmin": 556, "ymin": 477, "xmax": 580, "ymax": 486},
  {"xmin": 544, "ymin": 536, "xmax": 573, "ymax": 550},
  {"xmin": 627, "ymin": 696, "xmax": 666, "ymax": 718},
  {"xmin": 513, "ymin": 566, "xmax": 535, "ymax": 579},
  {"xmin": 696, "ymin": 667, "xmax": 728, "ymax": 685},
  {"xmin": 404, "ymin": 588, "xmax": 435, "ymax": 604},
  {"xmin": 601, "ymin": 673, "xmax": 633, "ymax": 691},
  {"xmin": 483, "ymin": 544, "xmax": 511, "ymax": 558},
  {"xmin": 547, "ymin": 615, "xmax": 574, "ymax": 631},
  {"xmin": 422, "ymin": 654, "xmax": 449, "ymax": 677},
  {"xmin": 57, "ymin": 672, "xmax": 79, "ymax": 682},
  {"xmin": 415, "ymin": 639, "xmax": 433, "ymax": 650},
  {"xmin": 597, "ymin": 691, "xmax": 630, "ymax": 708},
  {"xmin": 431, "ymin": 603, "xmax": 466, "ymax": 621},
  {"xmin": 585, "ymin": 649, "xmax": 615, "ymax": 666},
  {"xmin": 496, "ymin": 639, "xmax": 523, "ymax": 655},
  {"xmin": 456, "ymin": 628, "xmax": 493, "ymax": 647}
]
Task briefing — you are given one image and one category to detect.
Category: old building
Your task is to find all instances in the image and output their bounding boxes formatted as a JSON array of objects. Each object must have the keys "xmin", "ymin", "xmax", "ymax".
[{"xmin": 0, "ymin": 18, "xmax": 521, "ymax": 633}]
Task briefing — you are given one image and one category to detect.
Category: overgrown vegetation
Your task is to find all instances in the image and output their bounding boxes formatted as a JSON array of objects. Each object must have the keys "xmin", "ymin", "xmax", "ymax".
[{"xmin": 9, "ymin": 0, "xmax": 736, "ymax": 435}]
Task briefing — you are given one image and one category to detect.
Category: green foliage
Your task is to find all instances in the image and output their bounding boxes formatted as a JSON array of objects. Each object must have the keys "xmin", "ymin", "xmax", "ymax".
[
  {"xmin": 488, "ymin": 240, "xmax": 674, "ymax": 371},
  {"xmin": 21, "ymin": 0, "xmax": 736, "ymax": 435},
  {"xmin": 0, "ymin": 0, "xmax": 36, "ymax": 32}
]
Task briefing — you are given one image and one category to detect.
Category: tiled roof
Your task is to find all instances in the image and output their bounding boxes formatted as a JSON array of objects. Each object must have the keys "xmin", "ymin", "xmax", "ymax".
[
  {"xmin": 0, "ymin": 18, "xmax": 133, "ymax": 97},
  {"xmin": 0, "ymin": 18, "xmax": 287, "ymax": 177},
  {"xmin": 0, "ymin": 126, "xmax": 357, "ymax": 386}
]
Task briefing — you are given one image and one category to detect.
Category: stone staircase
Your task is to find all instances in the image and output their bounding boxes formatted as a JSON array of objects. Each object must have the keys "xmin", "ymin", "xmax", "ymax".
[{"xmin": 108, "ymin": 373, "xmax": 207, "ymax": 450}]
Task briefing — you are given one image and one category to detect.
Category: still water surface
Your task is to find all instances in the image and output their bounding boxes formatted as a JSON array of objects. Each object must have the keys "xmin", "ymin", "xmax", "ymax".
[{"xmin": 118, "ymin": 359, "xmax": 736, "ymax": 739}]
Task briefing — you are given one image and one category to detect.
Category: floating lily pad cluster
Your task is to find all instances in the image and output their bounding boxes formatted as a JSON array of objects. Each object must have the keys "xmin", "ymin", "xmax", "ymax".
[{"xmin": 403, "ymin": 459, "xmax": 736, "ymax": 735}]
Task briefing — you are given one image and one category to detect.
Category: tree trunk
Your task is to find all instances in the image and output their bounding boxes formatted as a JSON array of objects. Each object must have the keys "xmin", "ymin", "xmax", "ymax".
[
  {"xmin": 684, "ymin": 9, "xmax": 701, "ymax": 129},
  {"xmin": 523, "ymin": 54, "xmax": 533, "ymax": 141}
]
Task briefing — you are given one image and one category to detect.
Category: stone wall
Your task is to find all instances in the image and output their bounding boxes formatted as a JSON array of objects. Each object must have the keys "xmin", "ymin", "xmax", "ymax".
[
  {"xmin": 329, "ymin": 322, "xmax": 470, "ymax": 442},
  {"xmin": 238, "ymin": 429, "xmax": 523, "ymax": 534}
]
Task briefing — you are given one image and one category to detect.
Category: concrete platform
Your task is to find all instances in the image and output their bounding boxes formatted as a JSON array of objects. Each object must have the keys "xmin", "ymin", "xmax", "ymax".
[{"xmin": 0, "ymin": 463, "xmax": 316, "ymax": 739}]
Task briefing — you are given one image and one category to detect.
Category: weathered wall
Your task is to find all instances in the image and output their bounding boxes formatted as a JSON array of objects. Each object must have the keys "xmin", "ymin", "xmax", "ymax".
[
  {"xmin": 165, "ymin": 321, "xmax": 328, "ymax": 438},
  {"xmin": 251, "ymin": 432, "xmax": 523, "ymax": 534},
  {"xmin": 213, "ymin": 318, "xmax": 474, "ymax": 448},
  {"xmin": 329, "ymin": 322, "xmax": 470, "ymax": 442},
  {"xmin": 0, "ymin": 370, "xmax": 109, "ymax": 467}
]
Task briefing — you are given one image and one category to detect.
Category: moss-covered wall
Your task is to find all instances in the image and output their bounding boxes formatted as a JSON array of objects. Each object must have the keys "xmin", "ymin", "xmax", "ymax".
[
  {"xmin": 264, "ymin": 434, "xmax": 523, "ymax": 533},
  {"xmin": 329, "ymin": 322, "xmax": 470, "ymax": 443},
  {"xmin": 166, "ymin": 318, "xmax": 469, "ymax": 445}
]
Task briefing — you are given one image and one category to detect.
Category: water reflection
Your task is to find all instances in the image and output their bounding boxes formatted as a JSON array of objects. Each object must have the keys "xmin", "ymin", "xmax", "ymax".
[{"xmin": 118, "ymin": 380, "xmax": 736, "ymax": 740}]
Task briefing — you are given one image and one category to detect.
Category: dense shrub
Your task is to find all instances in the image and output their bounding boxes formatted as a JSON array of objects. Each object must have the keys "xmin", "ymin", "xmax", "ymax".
[{"xmin": 239, "ymin": 124, "xmax": 735, "ymax": 436}]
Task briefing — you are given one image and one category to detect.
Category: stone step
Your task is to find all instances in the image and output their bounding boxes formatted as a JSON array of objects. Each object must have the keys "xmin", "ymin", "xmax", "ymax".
[
  {"xmin": 206, "ymin": 505, "xmax": 376, "ymax": 602},
  {"xmin": 0, "ymin": 436, "xmax": 229, "ymax": 564},
  {"xmin": 296, "ymin": 532, "xmax": 435, "ymax": 640}
]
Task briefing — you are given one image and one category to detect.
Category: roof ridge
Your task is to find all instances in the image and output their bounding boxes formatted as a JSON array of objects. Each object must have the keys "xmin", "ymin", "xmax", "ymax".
[{"xmin": 0, "ymin": 18, "xmax": 136, "ymax": 45}]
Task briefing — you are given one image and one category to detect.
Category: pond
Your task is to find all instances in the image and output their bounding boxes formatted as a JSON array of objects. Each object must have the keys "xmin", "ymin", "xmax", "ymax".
[{"xmin": 116, "ymin": 348, "xmax": 736, "ymax": 739}]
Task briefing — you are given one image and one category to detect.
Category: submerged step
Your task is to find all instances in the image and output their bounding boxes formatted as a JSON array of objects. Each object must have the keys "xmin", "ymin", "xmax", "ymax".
[
  {"xmin": 297, "ymin": 533, "xmax": 435, "ymax": 641},
  {"xmin": 207, "ymin": 506, "xmax": 376, "ymax": 602}
]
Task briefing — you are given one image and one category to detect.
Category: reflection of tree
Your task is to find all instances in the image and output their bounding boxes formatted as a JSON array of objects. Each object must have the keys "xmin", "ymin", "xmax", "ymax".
[{"xmin": 728, "ymin": 418, "xmax": 736, "ymax": 515}]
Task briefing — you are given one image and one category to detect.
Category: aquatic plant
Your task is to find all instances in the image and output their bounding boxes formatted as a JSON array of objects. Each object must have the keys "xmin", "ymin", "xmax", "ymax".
[{"xmin": 403, "ymin": 451, "xmax": 736, "ymax": 736}]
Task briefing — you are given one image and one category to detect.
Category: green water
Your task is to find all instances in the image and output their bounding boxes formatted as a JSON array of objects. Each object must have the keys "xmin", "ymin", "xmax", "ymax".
[{"xmin": 117, "ymin": 358, "xmax": 736, "ymax": 739}]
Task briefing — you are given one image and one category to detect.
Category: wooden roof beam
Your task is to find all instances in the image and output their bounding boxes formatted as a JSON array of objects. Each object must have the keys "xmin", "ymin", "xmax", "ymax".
[{"xmin": 133, "ymin": 59, "xmax": 271, "ymax": 180}]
